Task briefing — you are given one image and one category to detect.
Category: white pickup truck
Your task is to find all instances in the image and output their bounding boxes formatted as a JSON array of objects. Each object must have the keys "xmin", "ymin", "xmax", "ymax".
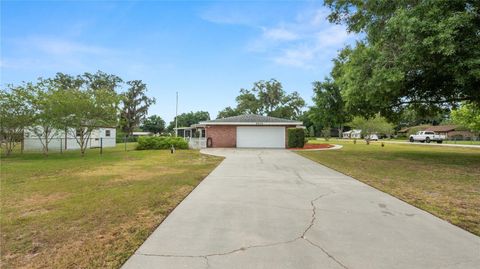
[{"xmin": 409, "ymin": 131, "xmax": 444, "ymax": 143}]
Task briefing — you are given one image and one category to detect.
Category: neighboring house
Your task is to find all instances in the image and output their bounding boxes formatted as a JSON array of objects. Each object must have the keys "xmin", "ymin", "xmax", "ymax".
[
  {"xmin": 397, "ymin": 127, "xmax": 410, "ymax": 136},
  {"xmin": 424, "ymin": 125, "xmax": 474, "ymax": 140},
  {"xmin": 400, "ymin": 125, "xmax": 474, "ymax": 140},
  {"xmin": 23, "ymin": 127, "xmax": 116, "ymax": 151},
  {"xmin": 132, "ymin": 131, "xmax": 153, "ymax": 137},
  {"xmin": 343, "ymin": 129, "xmax": 362, "ymax": 139},
  {"xmin": 180, "ymin": 114, "xmax": 303, "ymax": 149}
]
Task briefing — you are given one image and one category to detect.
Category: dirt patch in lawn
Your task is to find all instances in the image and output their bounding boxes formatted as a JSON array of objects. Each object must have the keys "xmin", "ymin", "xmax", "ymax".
[{"xmin": 78, "ymin": 163, "xmax": 183, "ymax": 183}]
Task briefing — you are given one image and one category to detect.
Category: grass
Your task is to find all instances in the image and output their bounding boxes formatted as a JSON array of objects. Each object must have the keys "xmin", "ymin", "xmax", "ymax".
[
  {"xmin": 0, "ymin": 144, "xmax": 223, "ymax": 268},
  {"xmin": 297, "ymin": 140, "xmax": 480, "ymax": 236}
]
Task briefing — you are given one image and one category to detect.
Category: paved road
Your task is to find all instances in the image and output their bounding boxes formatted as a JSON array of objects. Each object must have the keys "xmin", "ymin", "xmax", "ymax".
[
  {"xmin": 343, "ymin": 139, "xmax": 480, "ymax": 149},
  {"xmin": 122, "ymin": 149, "xmax": 480, "ymax": 269}
]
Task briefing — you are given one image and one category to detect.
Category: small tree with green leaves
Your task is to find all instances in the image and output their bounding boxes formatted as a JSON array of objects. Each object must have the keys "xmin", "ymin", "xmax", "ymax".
[
  {"xmin": 51, "ymin": 76, "xmax": 120, "ymax": 156},
  {"xmin": 0, "ymin": 85, "xmax": 36, "ymax": 156},
  {"xmin": 349, "ymin": 114, "xmax": 394, "ymax": 144},
  {"xmin": 27, "ymin": 79, "xmax": 62, "ymax": 156},
  {"xmin": 451, "ymin": 102, "xmax": 480, "ymax": 138},
  {"xmin": 322, "ymin": 126, "xmax": 331, "ymax": 141}
]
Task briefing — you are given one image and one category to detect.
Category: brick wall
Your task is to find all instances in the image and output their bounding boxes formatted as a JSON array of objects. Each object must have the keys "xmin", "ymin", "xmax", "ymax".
[{"xmin": 206, "ymin": 125, "xmax": 237, "ymax": 148}]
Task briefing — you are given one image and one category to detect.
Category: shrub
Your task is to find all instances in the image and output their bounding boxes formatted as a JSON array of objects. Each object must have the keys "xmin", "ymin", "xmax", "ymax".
[
  {"xmin": 322, "ymin": 127, "xmax": 331, "ymax": 141},
  {"xmin": 136, "ymin": 136, "xmax": 188, "ymax": 150},
  {"xmin": 288, "ymin": 128, "xmax": 305, "ymax": 148},
  {"xmin": 116, "ymin": 131, "xmax": 138, "ymax": 143}
]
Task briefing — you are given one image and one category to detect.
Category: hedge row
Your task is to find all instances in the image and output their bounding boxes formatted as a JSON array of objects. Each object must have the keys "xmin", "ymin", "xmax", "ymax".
[
  {"xmin": 287, "ymin": 128, "xmax": 305, "ymax": 148},
  {"xmin": 136, "ymin": 136, "xmax": 188, "ymax": 150}
]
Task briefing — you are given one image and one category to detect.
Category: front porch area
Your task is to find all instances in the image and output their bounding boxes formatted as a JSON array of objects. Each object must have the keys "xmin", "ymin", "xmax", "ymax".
[{"xmin": 174, "ymin": 124, "xmax": 207, "ymax": 149}]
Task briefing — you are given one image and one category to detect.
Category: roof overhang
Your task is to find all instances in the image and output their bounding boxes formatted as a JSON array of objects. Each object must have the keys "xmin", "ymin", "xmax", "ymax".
[{"xmin": 199, "ymin": 121, "xmax": 303, "ymax": 126}]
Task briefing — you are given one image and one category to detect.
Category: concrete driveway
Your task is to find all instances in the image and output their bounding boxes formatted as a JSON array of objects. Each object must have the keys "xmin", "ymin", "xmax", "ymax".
[{"xmin": 122, "ymin": 149, "xmax": 479, "ymax": 269}]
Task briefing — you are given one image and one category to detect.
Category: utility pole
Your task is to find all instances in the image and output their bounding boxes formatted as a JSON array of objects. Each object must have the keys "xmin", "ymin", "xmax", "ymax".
[{"xmin": 175, "ymin": 91, "xmax": 178, "ymax": 137}]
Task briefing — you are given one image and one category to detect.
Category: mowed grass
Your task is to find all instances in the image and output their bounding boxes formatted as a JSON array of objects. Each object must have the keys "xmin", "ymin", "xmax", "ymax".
[
  {"xmin": 0, "ymin": 144, "xmax": 223, "ymax": 268},
  {"xmin": 297, "ymin": 140, "xmax": 480, "ymax": 236},
  {"xmin": 385, "ymin": 138, "xmax": 480, "ymax": 145}
]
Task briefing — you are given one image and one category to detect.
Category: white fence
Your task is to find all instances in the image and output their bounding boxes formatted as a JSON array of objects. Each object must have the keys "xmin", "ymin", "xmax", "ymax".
[
  {"xmin": 187, "ymin": 137, "xmax": 206, "ymax": 149},
  {"xmin": 22, "ymin": 137, "xmax": 116, "ymax": 152}
]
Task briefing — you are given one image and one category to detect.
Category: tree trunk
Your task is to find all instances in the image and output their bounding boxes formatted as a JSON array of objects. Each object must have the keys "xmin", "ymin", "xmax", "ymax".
[{"xmin": 43, "ymin": 130, "xmax": 49, "ymax": 156}]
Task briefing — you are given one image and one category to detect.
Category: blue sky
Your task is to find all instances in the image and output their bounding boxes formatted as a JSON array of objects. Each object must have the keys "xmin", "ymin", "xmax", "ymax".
[{"xmin": 1, "ymin": 0, "xmax": 357, "ymax": 123}]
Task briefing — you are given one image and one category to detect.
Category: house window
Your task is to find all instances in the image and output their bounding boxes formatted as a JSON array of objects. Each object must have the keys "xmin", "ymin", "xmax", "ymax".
[
  {"xmin": 105, "ymin": 130, "xmax": 111, "ymax": 137},
  {"xmin": 76, "ymin": 129, "xmax": 82, "ymax": 137}
]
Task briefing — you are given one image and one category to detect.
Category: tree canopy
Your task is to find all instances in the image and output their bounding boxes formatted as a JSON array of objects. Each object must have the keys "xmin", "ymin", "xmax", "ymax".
[
  {"xmin": 325, "ymin": 0, "xmax": 480, "ymax": 117},
  {"xmin": 349, "ymin": 114, "xmax": 395, "ymax": 137},
  {"xmin": 49, "ymin": 74, "xmax": 120, "ymax": 155},
  {"xmin": 309, "ymin": 78, "xmax": 349, "ymax": 135},
  {"xmin": 168, "ymin": 111, "xmax": 210, "ymax": 130},
  {"xmin": 451, "ymin": 102, "xmax": 480, "ymax": 133},
  {"xmin": 141, "ymin": 115, "xmax": 166, "ymax": 134},
  {"xmin": 120, "ymin": 80, "xmax": 156, "ymax": 135},
  {"xmin": 0, "ymin": 71, "xmax": 150, "ymax": 156},
  {"xmin": 0, "ymin": 85, "xmax": 36, "ymax": 155},
  {"xmin": 217, "ymin": 79, "xmax": 305, "ymax": 119}
]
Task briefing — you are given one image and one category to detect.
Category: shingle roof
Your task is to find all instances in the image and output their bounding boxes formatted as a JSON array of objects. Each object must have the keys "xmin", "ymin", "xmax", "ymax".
[
  {"xmin": 201, "ymin": 114, "xmax": 301, "ymax": 124},
  {"xmin": 425, "ymin": 125, "xmax": 457, "ymax": 132}
]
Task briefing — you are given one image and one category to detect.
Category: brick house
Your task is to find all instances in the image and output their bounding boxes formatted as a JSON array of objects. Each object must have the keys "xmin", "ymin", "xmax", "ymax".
[
  {"xmin": 397, "ymin": 125, "xmax": 474, "ymax": 140},
  {"xmin": 425, "ymin": 125, "xmax": 474, "ymax": 140},
  {"xmin": 177, "ymin": 114, "xmax": 303, "ymax": 149}
]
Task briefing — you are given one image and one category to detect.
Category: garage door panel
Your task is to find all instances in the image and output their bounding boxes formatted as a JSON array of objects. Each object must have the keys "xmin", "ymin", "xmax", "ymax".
[{"xmin": 236, "ymin": 126, "xmax": 285, "ymax": 148}]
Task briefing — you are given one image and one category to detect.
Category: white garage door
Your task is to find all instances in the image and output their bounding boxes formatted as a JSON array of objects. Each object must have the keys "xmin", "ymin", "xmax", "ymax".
[{"xmin": 236, "ymin": 126, "xmax": 285, "ymax": 148}]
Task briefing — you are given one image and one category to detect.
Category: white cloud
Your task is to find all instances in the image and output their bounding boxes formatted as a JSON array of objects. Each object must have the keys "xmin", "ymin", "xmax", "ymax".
[
  {"xmin": 204, "ymin": 5, "xmax": 356, "ymax": 69},
  {"xmin": 273, "ymin": 45, "xmax": 316, "ymax": 68},
  {"xmin": 263, "ymin": 27, "xmax": 298, "ymax": 41},
  {"xmin": 3, "ymin": 36, "xmax": 115, "ymax": 71}
]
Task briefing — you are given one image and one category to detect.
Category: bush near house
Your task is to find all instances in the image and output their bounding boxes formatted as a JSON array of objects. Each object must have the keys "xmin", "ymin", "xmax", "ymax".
[
  {"xmin": 288, "ymin": 128, "xmax": 306, "ymax": 148},
  {"xmin": 137, "ymin": 136, "xmax": 188, "ymax": 150}
]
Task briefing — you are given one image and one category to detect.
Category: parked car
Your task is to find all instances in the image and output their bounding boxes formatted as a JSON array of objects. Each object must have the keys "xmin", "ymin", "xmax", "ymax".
[
  {"xmin": 365, "ymin": 134, "xmax": 379, "ymax": 141},
  {"xmin": 409, "ymin": 131, "xmax": 444, "ymax": 143}
]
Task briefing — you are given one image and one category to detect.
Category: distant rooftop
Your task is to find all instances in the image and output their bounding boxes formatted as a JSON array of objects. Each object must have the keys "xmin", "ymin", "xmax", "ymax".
[
  {"xmin": 201, "ymin": 114, "xmax": 301, "ymax": 124},
  {"xmin": 425, "ymin": 125, "xmax": 458, "ymax": 132}
]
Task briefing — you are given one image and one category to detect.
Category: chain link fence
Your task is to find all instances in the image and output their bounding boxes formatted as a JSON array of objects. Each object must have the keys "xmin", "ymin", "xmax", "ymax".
[{"xmin": 20, "ymin": 137, "xmax": 119, "ymax": 154}]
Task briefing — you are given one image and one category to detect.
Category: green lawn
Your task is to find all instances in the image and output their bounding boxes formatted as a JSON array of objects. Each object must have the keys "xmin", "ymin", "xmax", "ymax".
[
  {"xmin": 0, "ymin": 144, "xmax": 223, "ymax": 268},
  {"xmin": 297, "ymin": 141, "xmax": 480, "ymax": 236}
]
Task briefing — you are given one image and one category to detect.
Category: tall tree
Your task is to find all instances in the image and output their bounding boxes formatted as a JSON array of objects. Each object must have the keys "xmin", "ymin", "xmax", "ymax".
[
  {"xmin": 120, "ymin": 80, "xmax": 156, "ymax": 135},
  {"xmin": 326, "ymin": 0, "xmax": 480, "ymax": 116},
  {"xmin": 0, "ymin": 85, "xmax": 35, "ymax": 156},
  {"xmin": 218, "ymin": 79, "xmax": 305, "ymax": 120},
  {"xmin": 167, "ymin": 111, "xmax": 210, "ymax": 130},
  {"xmin": 82, "ymin": 71, "xmax": 123, "ymax": 92},
  {"xmin": 141, "ymin": 115, "xmax": 166, "ymax": 134},
  {"xmin": 217, "ymin": 106, "xmax": 241, "ymax": 119},
  {"xmin": 310, "ymin": 78, "xmax": 349, "ymax": 137}
]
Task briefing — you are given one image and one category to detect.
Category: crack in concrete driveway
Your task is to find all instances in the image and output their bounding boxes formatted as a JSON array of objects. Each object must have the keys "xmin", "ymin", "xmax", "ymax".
[{"xmin": 122, "ymin": 149, "xmax": 480, "ymax": 269}]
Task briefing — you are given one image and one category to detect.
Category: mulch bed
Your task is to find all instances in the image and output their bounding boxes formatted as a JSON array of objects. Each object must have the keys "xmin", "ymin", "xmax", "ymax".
[{"xmin": 289, "ymin": 143, "xmax": 334, "ymax": 150}]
